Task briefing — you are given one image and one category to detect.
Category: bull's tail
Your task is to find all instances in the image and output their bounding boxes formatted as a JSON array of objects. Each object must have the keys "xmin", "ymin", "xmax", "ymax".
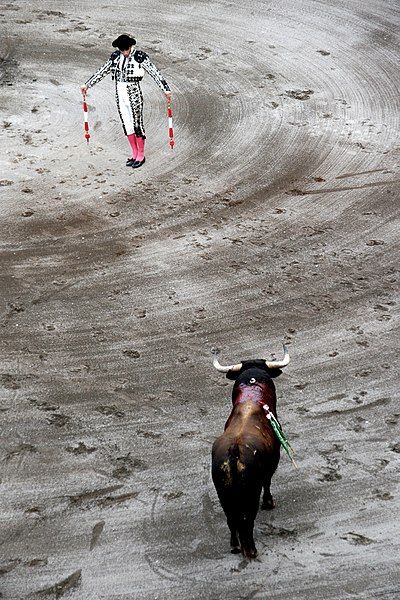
[{"xmin": 227, "ymin": 441, "xmax": 240, "ymax": 463}]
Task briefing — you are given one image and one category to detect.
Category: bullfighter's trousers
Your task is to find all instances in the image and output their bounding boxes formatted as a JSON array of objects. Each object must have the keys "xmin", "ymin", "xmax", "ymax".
[{"xmin": 115, "ymin": 81, "xmax": 146, "ymax": 138}]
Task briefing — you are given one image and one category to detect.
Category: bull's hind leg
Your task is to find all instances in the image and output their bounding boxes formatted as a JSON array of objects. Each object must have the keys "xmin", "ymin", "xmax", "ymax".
[
  {"xmin": 226, "ymin": 515, "xmax": 240, "ymax": 553},
  {"xmin": 261, "ymin": 475, "xmax": 275, "ymax": 510},
  {"xmin": 238, "ymin": 519, "xmax": 257, "ymax": 559}
]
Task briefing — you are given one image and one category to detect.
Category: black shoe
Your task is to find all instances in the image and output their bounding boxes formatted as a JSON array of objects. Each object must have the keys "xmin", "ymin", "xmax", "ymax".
[
  {"xmin": 131, "ymin": 157, "xmax": 146, "ymax": 169},
  {"xmin": 126, "ymin": 157, "xmax": 136, "ymax": 167}
]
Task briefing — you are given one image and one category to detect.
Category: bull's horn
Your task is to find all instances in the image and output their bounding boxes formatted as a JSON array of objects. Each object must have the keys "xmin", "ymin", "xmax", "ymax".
[
  {"xmin": 212, "ymin": 355, "xmax": 243, "ymax": 373},
  {"xmin": 264, "ymin": 344, "xmax": 290, "ymax": 369}
]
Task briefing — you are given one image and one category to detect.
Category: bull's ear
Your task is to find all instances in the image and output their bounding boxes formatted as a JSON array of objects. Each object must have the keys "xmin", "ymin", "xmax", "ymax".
[
  {"xmin": 226, "ymin": 370, "xmax": 240, "ymax": 380},
  {"xmin": 268, "ymin": 368, "xmax": 283, "ymax": 378}
]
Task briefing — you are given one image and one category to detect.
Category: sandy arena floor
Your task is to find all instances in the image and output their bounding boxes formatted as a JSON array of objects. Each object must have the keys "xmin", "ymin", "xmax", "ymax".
[{"xmin": 0, "ymin": 0, "xmax": 399, "ymax": 598}]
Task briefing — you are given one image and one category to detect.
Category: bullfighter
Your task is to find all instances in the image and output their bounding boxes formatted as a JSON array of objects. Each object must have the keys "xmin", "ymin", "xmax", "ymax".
[{"xmin": 80, "ymin": 33, "xmax": 171, "ymax": 169}]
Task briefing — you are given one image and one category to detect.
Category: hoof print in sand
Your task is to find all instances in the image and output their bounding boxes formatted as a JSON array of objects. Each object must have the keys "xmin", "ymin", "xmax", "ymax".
[
  {"xmin": 6, "ymin": 444, "xmax": 37, "ymax": 460},
  {"xmin": 285, "ymin": 89, "xmax": 314, "ymax": 100},
  {"xmin": 96, "ymin": 405, "xmax": 125, "ymax": 418},
  {"xmin": 27, "ymin": 558, "xmax": 48, "ymax": 567},
  {"xmin": 66, "ymin": 442, "xmax": 97, "ymax": 455},
  {"xmin": 36, "ymin": 569, "xmax": 82, "ymax": 597},
  {"xmin": 1, "ymin": 374, "xmax": 21, "ymax": 389},
  {"xmin": 112, "ymin": 454, "xmax": 148, "ymax": 479},
  {"xmin": 372, "ymin": 489, "xmax": 394, "ymax": 501},
  {"xmin": 163, "ymin": 491, "xmax": 184, "ymax": 501},
  {"xmin": 0, "ymin": 559, "xmax": 21, "ymax": 575},
  {"xmin": 30, "ymin": 398, "xmax": 59, "ymax": 412},
  {"xmin": 318, "ymin": 468, "xmax": 342, "ymax": 482},
  {"xmin": 366, "ymin": 239, "xmax": 385, "ymax": 246},
  {"xmin": 89, "ymin": 521, "xmax": 105, "ymax": 551},
  {"xmin": 47, "ymin": 413, "xmax": 70, "ymax": 427},
  {"xmin": 340, "ymin": 532, "xmax": 375, "ymax": 546},
  {"xmin": 137, "ymin": 429, "xmax": 161, "ymax": 439},
  {"xmin": 122, "ymin": 349, "xmax": 141, "ymax": 359}
]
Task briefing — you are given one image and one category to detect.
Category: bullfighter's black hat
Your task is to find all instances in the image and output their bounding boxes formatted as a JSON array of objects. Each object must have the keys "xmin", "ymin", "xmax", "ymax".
[{"xmin": 112, "ymin": 34, "xmax": 136, "ymax": 50}]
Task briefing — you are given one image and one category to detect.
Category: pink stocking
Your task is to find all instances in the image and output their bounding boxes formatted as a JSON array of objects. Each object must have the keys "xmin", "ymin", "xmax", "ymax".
[
  {"xmin": 136, "ymin": 136, "xmax": 145, "ymax": 162},
  {"xmin": 127, "ymin": 134, "xmax": 137, "ymax": 159}
]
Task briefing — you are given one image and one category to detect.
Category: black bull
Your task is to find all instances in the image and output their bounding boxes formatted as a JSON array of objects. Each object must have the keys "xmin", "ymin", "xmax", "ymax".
[{"xmin": 211, "ymin": 355, "xmax": 289, "ymax": 559}]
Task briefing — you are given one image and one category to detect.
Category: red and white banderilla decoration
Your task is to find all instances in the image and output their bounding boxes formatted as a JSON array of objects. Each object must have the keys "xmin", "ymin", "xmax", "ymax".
[
  {"xmin": 166, "ymin": 94, "xmax": 175, "ymax": 149},
  {"xmin": 82, "ymin": 92, "xmax": 91, "ymax": 144}
]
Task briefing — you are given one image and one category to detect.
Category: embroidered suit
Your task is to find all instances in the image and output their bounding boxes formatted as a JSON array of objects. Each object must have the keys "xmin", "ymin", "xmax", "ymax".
[{"xmin": 85, "ymin": 49, "xmax": 170, "ymax": 138}]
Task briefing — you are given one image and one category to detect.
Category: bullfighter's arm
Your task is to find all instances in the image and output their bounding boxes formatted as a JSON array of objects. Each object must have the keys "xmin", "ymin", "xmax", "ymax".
[
  {"xmin": 85, "ymin": 58, "xmax": 112, "ymax": 89},
  {"xmin": 141, "ymin": 54, "xmax": 170, "ymax": 93}
]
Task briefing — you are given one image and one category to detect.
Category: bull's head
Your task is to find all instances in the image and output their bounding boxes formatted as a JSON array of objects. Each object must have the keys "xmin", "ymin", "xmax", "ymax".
[{"xmin": 213, "ymin": 344, "xmax": 290, "ymax": 380}]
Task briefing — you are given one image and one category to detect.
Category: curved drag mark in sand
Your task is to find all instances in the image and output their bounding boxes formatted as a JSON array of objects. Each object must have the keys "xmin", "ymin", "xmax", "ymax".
[{"xmin": 142, "ymin": 471, "xmax": 238, "ymax": 584}]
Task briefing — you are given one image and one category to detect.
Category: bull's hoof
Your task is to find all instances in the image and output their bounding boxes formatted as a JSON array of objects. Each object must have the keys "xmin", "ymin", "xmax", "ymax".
[
  {"xmin": 231, "ymin": 546, "xmax": 241, "ymax": 554},
  {"xmin": 261, "ymin": 496, "xmax": 275, "ymax": 510},
  {"xmin": 243, "ymin": 547, "xmax": 258, "ymax": 560}
]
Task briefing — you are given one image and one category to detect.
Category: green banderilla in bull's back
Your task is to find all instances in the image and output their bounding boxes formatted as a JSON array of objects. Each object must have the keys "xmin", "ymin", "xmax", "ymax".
[{"xmin": 264, "ymin": 405, "xmax": 298, "ymax": 468}]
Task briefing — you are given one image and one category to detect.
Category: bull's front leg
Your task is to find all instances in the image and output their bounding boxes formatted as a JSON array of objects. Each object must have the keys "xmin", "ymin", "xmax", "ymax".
[
  {"xmin": 261, "ymin": 474, "xmax": 275, "ymax": 510},
  {"xmin": 261, "ymin": 449, "xmax": 280, "ymax": 509}
]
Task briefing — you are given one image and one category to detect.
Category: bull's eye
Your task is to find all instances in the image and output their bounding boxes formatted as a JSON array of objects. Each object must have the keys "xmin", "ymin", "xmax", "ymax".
[{"xmin": 249, "ymin": 378, "xmax": 256, "ymax": 384}]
